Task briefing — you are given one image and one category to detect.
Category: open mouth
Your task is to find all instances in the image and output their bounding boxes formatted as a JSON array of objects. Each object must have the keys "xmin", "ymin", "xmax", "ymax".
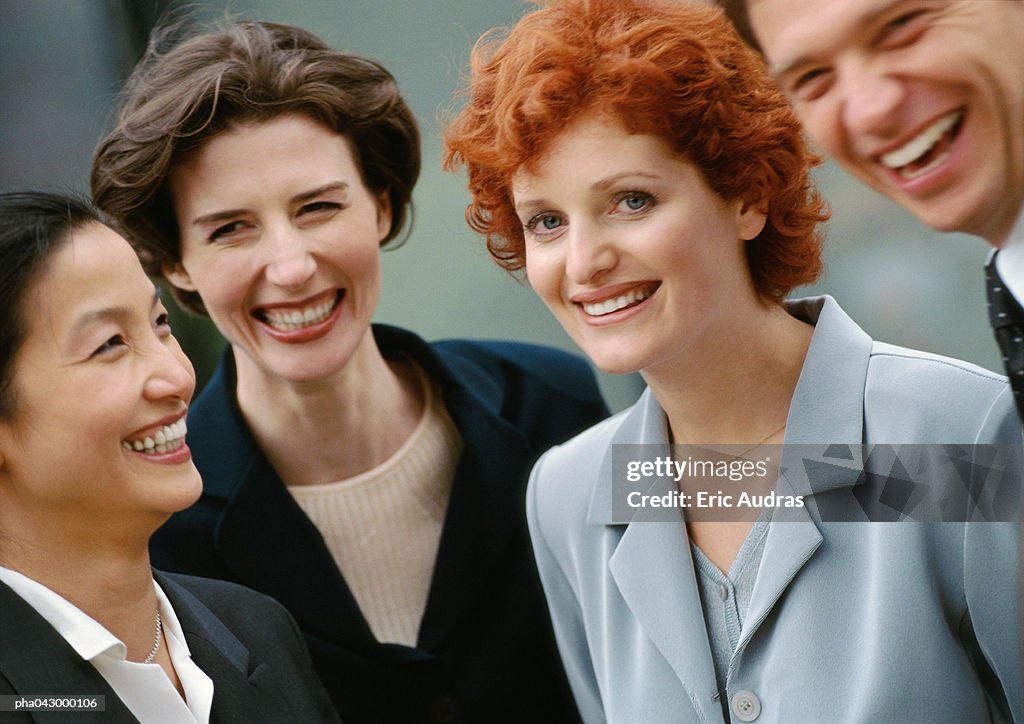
[
  {"xmin": 580, "ymin": 283, "xmax": 659, "ymax": 317},
  {"xmin": 879, "ymin": 110, "xmax": 963, "ymax": 181},
  {"xmin": 122, "ymin": 418, "xmax": 187, "ymax": 454},
  {"xmin": 254, "ymin": 290, "xmax": 343, "ymax": 332}
]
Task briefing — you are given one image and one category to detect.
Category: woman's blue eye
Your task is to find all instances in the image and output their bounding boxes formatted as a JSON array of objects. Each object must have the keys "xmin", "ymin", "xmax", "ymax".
[
  {"xmin": 617, "ymin": 191, "xmax": 653, "ymax": 213},
  {"xmin": 624, "ymin": 194, "xmax": 647, "ymax": 210},
  {"xmin": 526, "ymin": 213, "xmax": 565, "ymax": 235}
]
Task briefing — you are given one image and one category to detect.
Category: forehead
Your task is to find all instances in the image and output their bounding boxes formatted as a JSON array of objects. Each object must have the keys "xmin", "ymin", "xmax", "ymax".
[
  {"xmin": 25, "ymin": 223, "xmax": 151, "ymax": 338},
  {"xmin": 750, "ymin": 0, "xmax": 902, "ymax": 63},
  {"xmin": 169, "ymin": 114, "xmax": 362, "ymax": 201},
  {"xmin": 513, "ymin": 116, "xmax": 675, "ymax": 187}
]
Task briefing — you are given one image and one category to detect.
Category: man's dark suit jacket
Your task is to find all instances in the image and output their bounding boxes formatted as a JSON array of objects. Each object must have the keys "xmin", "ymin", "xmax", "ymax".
[
  {"xmin": 150, "ymin": 325, "xmax": 610, "ymax": 723},
  {"xmin": 0, "ymin": 571, "xmax": 339, "ymax": 723}
]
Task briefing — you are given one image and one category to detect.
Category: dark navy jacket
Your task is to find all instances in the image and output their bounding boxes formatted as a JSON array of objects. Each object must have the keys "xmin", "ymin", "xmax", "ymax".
[
  {"xmin": 0, "ymin": 571, "xmax": 339, "ymax": 723},
  {"xmin": 151, "ymin": 325, "xmax": 610, "ymax": 723}
]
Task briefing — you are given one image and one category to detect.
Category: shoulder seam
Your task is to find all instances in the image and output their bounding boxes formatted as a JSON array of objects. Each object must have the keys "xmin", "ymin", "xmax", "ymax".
[{"xmin": 868, "ymin": 349, "xmax": 1004, "ymax": 383}]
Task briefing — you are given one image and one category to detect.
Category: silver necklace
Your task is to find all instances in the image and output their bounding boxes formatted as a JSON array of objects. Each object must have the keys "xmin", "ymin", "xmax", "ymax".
[{"xmin": 142, "ymin": 610, "xmax": 163, "ymax": 664}]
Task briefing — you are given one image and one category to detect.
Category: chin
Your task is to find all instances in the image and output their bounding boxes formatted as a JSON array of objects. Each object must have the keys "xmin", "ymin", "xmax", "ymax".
[{"xmin": 587, "ymin": 352, "xmax": 644, "ymax": 376}]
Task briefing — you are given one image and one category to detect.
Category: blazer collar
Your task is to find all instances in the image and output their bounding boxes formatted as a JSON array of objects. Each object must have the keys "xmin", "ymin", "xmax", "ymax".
[
  {"xmin": 586, "ymin": 294, "xmax": 872, "ymax": 525},
  {"xmin": 155, "ymin": 572, "xmax": 278, "ymax": 722},
  {"xmin": 154, "ymin": 572, "xmax": 249, "ymax": 676},
  {"xmin": 0, "ymin": 580, "xmax": 137, "ymax": 723},
  {"xmin": 188, "ymin": 325, "xmax": 529, "ymax": 652},
  {"xmin": 584, "ymin": 296, "xmax": 875, "ymax": 707}
]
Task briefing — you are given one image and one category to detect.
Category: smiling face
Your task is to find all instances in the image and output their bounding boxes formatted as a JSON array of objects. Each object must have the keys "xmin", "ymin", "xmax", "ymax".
[
  {"xmin": 0, "ymin": 223, "xmax": 200, "ymax": 534},
  {"xmin": 167, "ymin": 113, "xmax": 391, "ymax": 386},
  {"xmin": 513, "ymin": 115, "xmax": 766, "ymax": 376},
  {"xmin": 750, "ymin": 0, "xmax": 1024, "ymax": 244}
]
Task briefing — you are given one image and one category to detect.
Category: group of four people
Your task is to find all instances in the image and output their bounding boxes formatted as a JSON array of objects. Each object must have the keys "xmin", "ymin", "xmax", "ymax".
[{"xmin": 0, "ymin": 0, "xmax": 1019, "ymax": 722}]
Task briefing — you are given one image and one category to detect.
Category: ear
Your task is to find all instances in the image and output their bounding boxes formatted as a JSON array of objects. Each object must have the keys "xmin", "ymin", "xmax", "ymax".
[
  {"xmin": 162, "ymin": 262, "xmax": 198, "ymax": 292},
  {"xmin": 375, "ymin": 190, "xmax": 393, "ymax": 242},
  {"xmin": 736, "ymin": 199, "xmax": 768, "ymax": 241}
]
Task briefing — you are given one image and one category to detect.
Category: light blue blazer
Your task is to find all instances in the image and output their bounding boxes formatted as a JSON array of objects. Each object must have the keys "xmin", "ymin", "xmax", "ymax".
[{"xmin": 527, "ymin": 296, "xmax": 1022, "ymax": 723}]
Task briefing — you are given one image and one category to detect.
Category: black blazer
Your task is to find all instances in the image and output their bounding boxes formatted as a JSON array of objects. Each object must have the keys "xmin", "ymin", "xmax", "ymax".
[
  {"xmin": 0, "ymin": 571, "xmax": 339, "ymax": 723},
  {"xmin": 151, "ymin": 325, "xmax": 610, "ymax": 723}
]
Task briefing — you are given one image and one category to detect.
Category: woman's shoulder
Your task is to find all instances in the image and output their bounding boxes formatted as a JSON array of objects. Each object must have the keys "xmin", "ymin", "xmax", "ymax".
[
  {"xmin": 436, "ymin": 337, "xmax": 600, "ymax": 397},
  {"xmin": 864, "ymin": 340, "xmax": 1018, "ymax": 442},
  {"xmin": 374, "ymin": 323, "xmax": 606, "ymax": 408},
  {"xmin": 157, "ymin": 571, "xmax": 290, "ymax": 625},
  {"xmin": 530, "ymin": 405, "xmax": 637, "ymax": 506}
]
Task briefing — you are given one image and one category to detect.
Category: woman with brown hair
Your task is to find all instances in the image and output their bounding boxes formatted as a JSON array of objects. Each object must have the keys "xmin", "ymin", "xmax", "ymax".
[{"xmin": 92, "ymin": 19, "xmax": 606, "ymax": 723}]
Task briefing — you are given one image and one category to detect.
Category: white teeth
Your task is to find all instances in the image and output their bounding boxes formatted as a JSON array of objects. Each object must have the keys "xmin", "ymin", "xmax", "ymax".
[
  {"xmin": 122, "ymin": 418, "xmax": 187, "ymax": 454},
  {"xmin": 880, "ymin": 111, "xmax": 961, "ymax": 170},
  {"xmin": 262, "ymin": 296, "xmax": 337, "ymax": 331},
  {"xmin": 582, "ymin": 287, "xmax": 655, "ymax": 316}
]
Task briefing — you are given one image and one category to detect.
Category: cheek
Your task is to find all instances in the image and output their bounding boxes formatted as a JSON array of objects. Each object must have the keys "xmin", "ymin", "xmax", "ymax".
[
  {"xmin": 525, "ymin": 249, "xmax": 561, "ymax": 300},
  {"xmin": 803, "ymin": 105, "xmax": 843, "ymax": 157}
]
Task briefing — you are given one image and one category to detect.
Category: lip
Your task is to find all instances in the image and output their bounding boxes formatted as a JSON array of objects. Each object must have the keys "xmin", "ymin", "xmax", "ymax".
[
  {"xmin": 254, "ymin": 289, "xmax": 345, "ymax": 344},
  {"xmin": 571, "ymin": 281, "xmax": 659, "ymax": 305},
  {"xmin": 572, "ymin": 281, "xmax": 660, "ymax": 326},
  {"xmin": 872, "ymin": 109, "xmax": 966, "ymax": 194}
]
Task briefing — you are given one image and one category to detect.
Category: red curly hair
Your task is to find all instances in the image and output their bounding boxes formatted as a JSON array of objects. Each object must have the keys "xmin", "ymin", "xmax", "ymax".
[{"xmin": 443, "ymin": 0, "xmax": 829, "ymax": 303}]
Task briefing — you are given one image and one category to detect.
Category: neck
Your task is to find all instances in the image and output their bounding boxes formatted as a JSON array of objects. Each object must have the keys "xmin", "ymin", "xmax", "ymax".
[
  {"xmin": 643, "ymin": 301, "xmax": 812, "ymax": 445},
  {"xmin": 234, "ymin": 328, "xmax": 425, "ymax": 487},
  {"xmin": 0, "ymin": 514, "xmax": 160, "ymax": 660}
]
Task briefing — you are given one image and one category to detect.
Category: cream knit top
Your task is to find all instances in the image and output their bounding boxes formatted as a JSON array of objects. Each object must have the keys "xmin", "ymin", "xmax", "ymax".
[{"xmin": 288, "ymin": 365, "xmax": 463, "ymax": 646}]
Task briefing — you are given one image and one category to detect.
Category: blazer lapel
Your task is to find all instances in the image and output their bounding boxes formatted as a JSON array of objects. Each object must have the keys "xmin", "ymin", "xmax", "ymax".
[
  {"xmin": 417, "ymin": 384, "xmax": 530, "ymax": 650},
  {"xmin": 0, "ymin": 581, "xmax": 138, "ymax": 724},
  {"xmin": 608, "ymin": 521, "xmax": 722, "ymax": 720},
  {"xmin": 156, "ymin": 572, "xmax": 266, "ymax": 722},
  {"xmin": 735, "ymin": 296, "xmax": 872, "ymax": 657},
  {"xmin": 587, "ymin": 392, "xmax": 722, "ymax": 720},
  {"xmin": 215, "ymin": 457, "xmax": 376, "ymax": 650}
]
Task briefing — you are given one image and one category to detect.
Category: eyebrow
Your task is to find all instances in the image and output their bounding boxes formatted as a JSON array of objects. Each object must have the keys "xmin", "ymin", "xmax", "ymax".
[
  {"xmin": 769, "ymin": 0, "xmax": 908, "ymax": 79},
  {"xmin": 188, "ymin": 182, "xmax": 351, "ymax": 227}
]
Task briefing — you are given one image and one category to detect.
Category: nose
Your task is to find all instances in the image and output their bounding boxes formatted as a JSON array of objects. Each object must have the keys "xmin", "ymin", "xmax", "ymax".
[
  {"xmin": 264, "ymin": 225, "xmax": 316, "ymax": 290},
  {"xmin": 839, "ymin": 64, "xmax": 907, "ymax": 142},
  {"xmin": 143, "ymin": 336, "xmax": 196, "ymax": 405},
  {"xmin": 565, "ymin": 222, "xmax": 617, "ymax": 285}
]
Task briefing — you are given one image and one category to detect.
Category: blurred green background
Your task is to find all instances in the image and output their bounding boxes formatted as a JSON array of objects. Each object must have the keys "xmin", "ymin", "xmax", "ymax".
[{"xmin": 0, "ymin": 0, "xmax": 998, "ymax": 412}]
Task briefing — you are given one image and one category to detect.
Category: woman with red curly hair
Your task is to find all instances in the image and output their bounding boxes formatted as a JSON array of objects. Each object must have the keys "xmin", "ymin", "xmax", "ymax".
[{"xmin": 445, "ymin": 0, "xmax": 1022, "ymax": 721}]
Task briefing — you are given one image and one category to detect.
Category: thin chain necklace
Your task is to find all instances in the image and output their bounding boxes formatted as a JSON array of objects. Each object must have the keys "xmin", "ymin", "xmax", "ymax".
[
  {"xmin": 730, "ymin": 422, "xmax": 787, "ymax": 459},
  {"xmin": 142, "ymin": 610, "xmax": 163, "ymax": 664}
]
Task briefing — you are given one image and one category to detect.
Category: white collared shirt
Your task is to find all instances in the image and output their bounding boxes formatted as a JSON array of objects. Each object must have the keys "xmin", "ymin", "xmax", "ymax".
[
  {"xmin": 994, "ymin": 205, "xmax": 1024, "ymax": 304},
  {"xmin": 0, "ymin": 566, "xmax": 214, "ymax": 724}
]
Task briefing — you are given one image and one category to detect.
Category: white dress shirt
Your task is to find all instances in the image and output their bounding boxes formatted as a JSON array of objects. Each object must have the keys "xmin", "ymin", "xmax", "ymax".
[{"xmin": 0, "ymin": 566, "xmax": 214, "ymax": 724}]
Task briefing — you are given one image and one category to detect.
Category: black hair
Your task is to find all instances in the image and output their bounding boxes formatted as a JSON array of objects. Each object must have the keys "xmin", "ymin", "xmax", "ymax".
[{"xmin": 0, "ymin": 191, "xmax": 103, "ymax": 417}]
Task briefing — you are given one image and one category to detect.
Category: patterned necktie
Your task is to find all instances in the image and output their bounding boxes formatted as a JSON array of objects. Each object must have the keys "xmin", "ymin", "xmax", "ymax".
[{"xmin": 985, "ymin": 253, "xmax": 1024, "ymax": 422}]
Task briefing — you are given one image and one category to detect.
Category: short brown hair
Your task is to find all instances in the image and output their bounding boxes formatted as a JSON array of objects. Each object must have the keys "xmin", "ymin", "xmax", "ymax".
[
  {"xmin": 444, "ymin": 0, "xmax": 827, "ymax": 303},
  {"xmin": 92, "ymin": 20, "xmax": 420, "ymax": 315}
]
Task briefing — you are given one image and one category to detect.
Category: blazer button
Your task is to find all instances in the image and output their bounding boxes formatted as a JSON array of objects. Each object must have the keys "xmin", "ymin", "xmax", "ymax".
[
  {"xmin": 432, "ymin": 694, "xmax": 459, "ymax": 723},
  {"xmin": 731, "ymin": 690, "xmax": 761, "ymax": 722}
]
